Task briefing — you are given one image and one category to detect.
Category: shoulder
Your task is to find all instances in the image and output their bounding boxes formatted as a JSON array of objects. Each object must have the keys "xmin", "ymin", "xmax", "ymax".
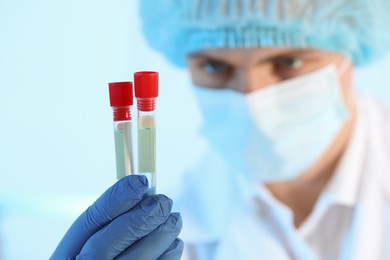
[
  {"xmin": 358, "ymin": 95, "xmax": 390, "ymax": 144},
  {"xmin": 359, "ymin": 95, "xmax": 390, "ymax": 123},
  {"xmin": 357, "ymin": 95, "xmax": 390, "ymax": 199}
]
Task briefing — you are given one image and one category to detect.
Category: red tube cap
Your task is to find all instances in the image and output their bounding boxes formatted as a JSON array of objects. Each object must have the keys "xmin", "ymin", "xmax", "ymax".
[
  {"xmin": 108, "ymin": 81, "xmax": 133, "ymax": 107},
  {"xmin": 134, "ymin": 71, "xmax": 159, "ymax": 98}
]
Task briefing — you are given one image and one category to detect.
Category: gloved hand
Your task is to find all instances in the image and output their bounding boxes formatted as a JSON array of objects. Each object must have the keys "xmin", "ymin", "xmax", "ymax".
[{"xmin": 50, "ymin": 175, "xmax": 183, "ymax": 260}]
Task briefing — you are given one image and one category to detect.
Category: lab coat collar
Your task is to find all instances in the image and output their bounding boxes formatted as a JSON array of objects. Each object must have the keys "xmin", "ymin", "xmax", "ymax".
[{"xmin": 321, "ymin": 98, "xmax": 367, "ymax": 207}]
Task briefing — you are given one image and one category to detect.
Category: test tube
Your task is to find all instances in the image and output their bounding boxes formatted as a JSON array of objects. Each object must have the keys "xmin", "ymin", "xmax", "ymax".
[
  {"xmin": 108, "ymin": 81, "xmax": 135, "ymax": 180},
  {"xmin": 134, "ymin": 71, "xmax": 158, "ymax": 195}
]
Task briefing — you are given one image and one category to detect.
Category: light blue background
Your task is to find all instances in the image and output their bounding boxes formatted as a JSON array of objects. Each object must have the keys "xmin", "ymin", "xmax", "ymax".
[{"xmin": 0, "ymin": 1, "xmax": 389, "ymax": 259}]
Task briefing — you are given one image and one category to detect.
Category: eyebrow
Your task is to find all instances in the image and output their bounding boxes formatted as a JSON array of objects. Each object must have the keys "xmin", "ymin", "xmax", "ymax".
[{"xmin": 189, "ymin": 49, "xmax": 320, "ymax": 62}]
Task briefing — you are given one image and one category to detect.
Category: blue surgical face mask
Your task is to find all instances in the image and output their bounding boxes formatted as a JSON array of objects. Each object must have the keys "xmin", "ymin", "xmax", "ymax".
[{"xmin": 193, "ymin": 64, "xmax": 350, "ymax": 182}]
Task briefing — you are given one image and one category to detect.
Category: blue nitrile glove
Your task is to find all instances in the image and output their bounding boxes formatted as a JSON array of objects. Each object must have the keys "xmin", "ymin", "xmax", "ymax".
[{"xmin": 51, "ymin": 175, "xmax": 183, "ymax": 260}]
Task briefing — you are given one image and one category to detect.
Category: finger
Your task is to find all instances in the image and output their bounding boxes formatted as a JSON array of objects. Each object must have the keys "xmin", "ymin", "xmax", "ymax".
[
  {"xmin": 76, "ymin": 194, "xmax": 173, "ymax": 259},
  {"xmin": 51, "ymin": 175, "xmax": 148, "ymax": 259},
  {"xmin": 157, "ymin": 238, "xmax": 184, "ymax": 260},
  {"xmin": 115, "ymin": 213, "xmax": 182, "ymax": 260}
]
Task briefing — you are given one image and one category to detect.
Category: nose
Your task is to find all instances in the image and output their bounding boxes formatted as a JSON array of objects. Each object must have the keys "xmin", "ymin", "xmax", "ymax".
[{"xmin": 228, "ymin": 67, "xmax": 280, "ymax": 93}]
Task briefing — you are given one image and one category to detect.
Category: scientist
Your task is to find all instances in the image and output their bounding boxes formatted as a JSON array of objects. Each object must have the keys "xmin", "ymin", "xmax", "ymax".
[{"xmin": 52, "ymin": 0, "xmax": 390, "ymax": 259}]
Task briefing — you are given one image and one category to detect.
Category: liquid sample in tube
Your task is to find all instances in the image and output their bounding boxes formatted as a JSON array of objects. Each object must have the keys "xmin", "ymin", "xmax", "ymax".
[
  {"xmin": 138, "ymin": 115, "xmax": 156, "ymax": 194},
  {"xmin": 114, "ymin": 121, "xmax": 134, "ymax": 179}
]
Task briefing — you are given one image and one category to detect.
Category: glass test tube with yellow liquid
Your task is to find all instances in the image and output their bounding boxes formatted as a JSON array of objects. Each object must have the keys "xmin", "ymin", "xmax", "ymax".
[
  {"xmin": 134, "ymin": 71, "xmax": 158, "ymax": 195},
  {"xmin": 108, "ymin": 81, "xmax": 135, "ymax": 180}
]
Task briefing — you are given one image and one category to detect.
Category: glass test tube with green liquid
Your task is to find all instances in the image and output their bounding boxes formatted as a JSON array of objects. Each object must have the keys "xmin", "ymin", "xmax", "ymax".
[
  {"xmin": 109, "ymin": 81, "xmax": 135, "ymax": 180},
  {"xmin": 134, "ymin": 71, "xmax": 158, "ymax": 195}
]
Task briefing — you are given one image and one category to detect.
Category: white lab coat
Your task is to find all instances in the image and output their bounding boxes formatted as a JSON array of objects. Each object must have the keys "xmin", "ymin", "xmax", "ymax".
[{"xmin": 175, "ymin": 95, "xmax": 390, "ymax": 260}]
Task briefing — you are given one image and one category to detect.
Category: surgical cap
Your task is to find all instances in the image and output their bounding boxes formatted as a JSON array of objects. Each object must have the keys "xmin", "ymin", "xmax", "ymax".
[{"xmin": 139, "ymin": 0, "xmax": 390, "ymax": 67}]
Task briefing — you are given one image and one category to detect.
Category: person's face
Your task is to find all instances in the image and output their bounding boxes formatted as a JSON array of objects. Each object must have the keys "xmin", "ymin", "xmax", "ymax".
[
  {"xmin": 187, "ymin": 47, "xmax": 357, "ymax": 181},
  {"xmin": 187, "ymin": 47, "xmax": 353, "ymax": 97}
]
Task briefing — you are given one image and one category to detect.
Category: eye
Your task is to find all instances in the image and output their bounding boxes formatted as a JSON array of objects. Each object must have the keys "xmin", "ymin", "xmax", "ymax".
[
  {"xmin": 188, "ymin": 55, "xmax": 233, "ymax": 89},
  {"xmin": 275, "ymin": 56, "xmax": 304, "ymax": 71},
  {"xmin": 201, "ymin": 60, "xmax": 231, "ymax": 75},
  {"xmin": 276, "ymin": 57, "xmax": 303, "ymax": 70},
  {"xmin": 273, "ymin": 56, "xmax": 307, "ymax": 79}
]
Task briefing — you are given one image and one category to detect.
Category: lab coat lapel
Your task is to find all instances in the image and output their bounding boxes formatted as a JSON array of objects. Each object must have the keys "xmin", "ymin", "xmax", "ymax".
[{"xmin": 341, "ymin": 96, "xmax": 390, "ymax": 260}]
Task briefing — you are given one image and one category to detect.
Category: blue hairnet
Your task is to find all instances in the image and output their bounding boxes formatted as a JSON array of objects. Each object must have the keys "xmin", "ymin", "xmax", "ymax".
[{"xmin": 139, "ymin": 0, "xmax": 390, "ymax": 67}]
